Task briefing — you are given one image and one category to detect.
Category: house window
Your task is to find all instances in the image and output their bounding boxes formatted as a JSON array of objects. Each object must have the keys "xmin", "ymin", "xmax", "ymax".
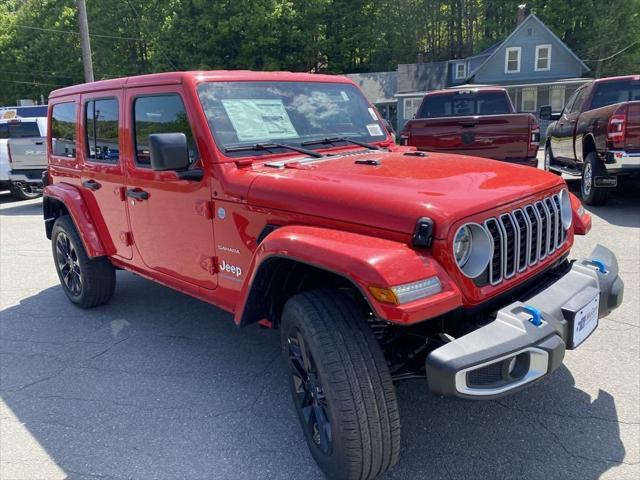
[
  {"xmin": 505, "ymin": 47, "xmax": 521, "ymax": 73},
  {"xmin": 455, "ymin": 62, "xmax": 466, "ymax": 80},
  {"xmin": 549, "ymin": 85, "xmax": 565, "ymax": 111},
  {"xmin": 404, "ymin": 98, "xmax": 422, "ymax": 120},
  {"xmin": 522, "ymin": 87, "xmax": 537, "ymax": 112},
  {"xmin": 535, "ymin": 45, "xmax": 552, "ymax": 71}
]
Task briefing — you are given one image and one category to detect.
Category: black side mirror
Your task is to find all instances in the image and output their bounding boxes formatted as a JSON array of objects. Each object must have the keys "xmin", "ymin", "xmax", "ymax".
[
  {"xmin": 539, "ymin": 105, "xmax": 552, "ymax": 120},
  {"xmin": 149, "ymin": 133, "xmax": 190, "ymax": 171}
]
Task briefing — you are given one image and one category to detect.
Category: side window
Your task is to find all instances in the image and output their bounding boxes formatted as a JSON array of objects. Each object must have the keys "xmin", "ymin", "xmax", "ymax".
[
  {"xmin": 568, "ymin": 87, "xmax": 588, "ymax": 114},
  {"xmin": 51, "ymin": 102, "xmax": 77, "ymax": 158},
  {"xmin": 133, "ymin": 94, "xmax": 198, "ymax": 167},
  {"xmin": 85, "ymin": 98, "xmax": 119, "ymax": 163}
]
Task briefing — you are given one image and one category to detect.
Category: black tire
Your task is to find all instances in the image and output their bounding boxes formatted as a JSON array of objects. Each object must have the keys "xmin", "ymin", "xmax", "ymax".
[
  {"xmin": 544, "ymin": 144, "xmax": 561, "ymax": 175},
  {"xmin": 9, "ymin": 182, "xmax": 41, "ymax": 200},
  {"xmin": 581, "ymin": 151, "xmax": 612, "ymax": 205},
  {"xmin": 51, "ymin": 215, "xmax": 115, "ymax": 308},
  {"xmin": 281, "ymin": 289, "xmax": 400, "ymax": 480}
]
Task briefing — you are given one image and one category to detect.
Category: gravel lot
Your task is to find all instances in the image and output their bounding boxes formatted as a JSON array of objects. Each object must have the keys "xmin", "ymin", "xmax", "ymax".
[{"xmin": 1, "ymin": 164, "xmax": 638, "ymax": 479}]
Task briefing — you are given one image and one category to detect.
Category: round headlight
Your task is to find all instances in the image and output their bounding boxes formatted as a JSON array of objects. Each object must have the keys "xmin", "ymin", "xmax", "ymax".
[
  {"xmin": 454, "ymin": 226, "xmax": 472, "ymax": 267},
  {"xmin": 559, "ymin": 188, "xmax": 572, "ymax": 230},
  {"xmin": 453, "ymin": 223, "xmax": 492, "ymax": 279}
]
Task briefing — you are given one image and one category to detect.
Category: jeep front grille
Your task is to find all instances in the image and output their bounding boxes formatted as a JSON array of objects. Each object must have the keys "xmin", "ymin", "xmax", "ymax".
[{"xmin": 484, "ymin": 194, "xmax": 567, "ymax": 286}]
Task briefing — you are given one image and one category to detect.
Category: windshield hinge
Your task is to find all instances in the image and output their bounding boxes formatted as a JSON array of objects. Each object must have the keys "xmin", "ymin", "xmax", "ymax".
[{"xmin": 235, "ymin": 158, "xmax": 254, "ymax": 168}]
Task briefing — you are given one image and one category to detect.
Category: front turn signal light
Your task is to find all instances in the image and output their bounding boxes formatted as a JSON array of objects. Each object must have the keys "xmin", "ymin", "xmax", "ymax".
[{"xmin": 369, "ymin": 277, "xmax": 442, "ymax": 305}]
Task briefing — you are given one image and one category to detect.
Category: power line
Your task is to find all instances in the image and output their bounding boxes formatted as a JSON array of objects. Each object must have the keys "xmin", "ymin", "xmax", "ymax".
[
  {"xmin": 14, "ymin": 24, "xmax": 144, "ymax": 41},
  {"xmin": 0, "ymin": 69, "xmax": 82, "ymax": 79},
  {"xmin": 0, "ymin": 78, "xmax": 67, "ymax": 87},
  {"xmin": 583, "ymin": 40, "xmax": 640, "ymax": 63}
]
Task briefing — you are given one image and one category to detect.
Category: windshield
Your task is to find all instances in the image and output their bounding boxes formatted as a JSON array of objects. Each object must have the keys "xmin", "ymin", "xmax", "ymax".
[
  {"xmin": 197, "ymin": 81, "xmax": 387, "ymax": 156},
  {"xmin": 590, "ymin": 79, "xmax": 640, "ymax": 110},
  {"xmin": 417, "ymin": 91, "xmax": 511, "ymax": 118}
]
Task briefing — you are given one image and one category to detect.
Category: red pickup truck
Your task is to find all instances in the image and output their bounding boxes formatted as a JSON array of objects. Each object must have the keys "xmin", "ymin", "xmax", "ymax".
[
  {"xmin": 540, "ymin": 75, "xmax": 640, "ymax": 205},
  {"xmin": 401, "ymin": 87, "xmax": 540, "ymax": 166},
  {"xmin": 43, "ymin": 71, "xmax": 622, "ymax": 480}
]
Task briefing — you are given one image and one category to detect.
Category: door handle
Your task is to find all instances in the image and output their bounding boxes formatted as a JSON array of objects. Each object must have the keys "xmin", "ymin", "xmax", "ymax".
[
  {"xmin": 34, "ymin": 141, "xmax": 44, "ymax": 145},
  {"xmin": 82, "ymin": 179, "xmax": 102, "ymax": 191},
  {"xmin": 126, "ymin": 188, "xmax": 149, "ymax": 200}
]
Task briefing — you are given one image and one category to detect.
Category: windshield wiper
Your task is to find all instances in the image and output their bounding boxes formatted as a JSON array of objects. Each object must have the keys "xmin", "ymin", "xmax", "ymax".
[
  {"xmin": 225, "ymin": 142, "xmax": 324, "ymax": 158},
  {"xmin": 301, "ymin": 136, "xmax": 380, "ymax": 150}
]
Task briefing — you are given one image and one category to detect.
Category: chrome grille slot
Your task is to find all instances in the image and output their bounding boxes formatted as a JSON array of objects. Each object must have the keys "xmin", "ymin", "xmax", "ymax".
[
  {"xmin": 485, "ymin": 218, "xmax": 503, "ymax": 285},
  {"xmin": 474, "ymin": 194, "xmax": 569, "ymax": 287},
  {"xmin": 498, "ymin": 213, "xmax": 517, "ymax": 278},
  {"xmin": 545, "ymin": 197, "xmax": 558, "ymax": 253},
  {"xmin": 512, "ymin": 209, "xmax": 528, "ymax": 272},
  {"xmin": 524, "ymin": 205, "xmax": 539, "ymax": 265},
  {"xmin": 535, "ymin": 202, "xmax": 548, "ymax": 259}
]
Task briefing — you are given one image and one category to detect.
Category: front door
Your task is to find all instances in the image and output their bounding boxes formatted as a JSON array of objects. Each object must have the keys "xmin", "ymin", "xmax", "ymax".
[
  {"xmin": 124, "ymin": 88, "xmax": 217, "ymax": 289},
  {"xmin": 552, "ymin": 86, "xmax": 586, "ymax": 161},
  {"xmin": 80, "ymin": 91, "xmax": 132, "ymax": 259}
]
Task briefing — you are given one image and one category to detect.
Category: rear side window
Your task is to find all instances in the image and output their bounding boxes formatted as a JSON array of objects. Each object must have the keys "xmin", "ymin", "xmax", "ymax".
[
  {"xmin": 51, "ymin": 102, "xmax": 77, "ymax": 158},
  {"xmin": 133, "ymin": 94, "xmax": 197, "ymax": 167},
  {"xmin": 0, "ymin": 121, "xmax": 40, "ymax": 139},
  {"xmin": 86, "ymin": 98, "xmax": 119, "ymax": 163},
  {"xmin": 417, "ymin": 91, "xmax": 511, "ymax": 118},
  {"xmin": 590, "ymin": 79, "xmax": 640, "ymax": 110}
]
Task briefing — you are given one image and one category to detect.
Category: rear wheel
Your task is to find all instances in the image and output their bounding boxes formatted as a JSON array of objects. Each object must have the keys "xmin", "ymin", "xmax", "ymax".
[
  {"xmin": 9, "ymin": 182, "xmax": 41, "ymax": 200},
  {"xmin": 281, "ymin": 289, "xmax": 400, "ymax": 480},
  {"xmin": 51, "ymin": 215, "xmax": 115, "ymax": 308},
  {"xmin": 581, "ymin": 152, "xmax": 612, "ymax": 205}
]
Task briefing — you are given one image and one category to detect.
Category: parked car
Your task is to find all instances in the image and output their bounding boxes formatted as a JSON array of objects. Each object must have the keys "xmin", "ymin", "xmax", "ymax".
[
  {"xmin": 540, "ymin": 75, "xmax": 640, "ymax": 205},
  {"xmin": 0, "ymin": 113, "xmax": 48, "ymax": 199},
  {"xmin": 43, "ymin": 71, "xmax": 623, "ymax": 480},
  {"xmin": 400, "ymin": 87, "xmax": 540, "ymax": 166}
]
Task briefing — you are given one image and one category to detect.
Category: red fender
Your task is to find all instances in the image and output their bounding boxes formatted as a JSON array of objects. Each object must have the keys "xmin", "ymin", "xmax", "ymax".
[
  {"xmin": 570, "ymin": 192, "xmax": 592, "ymax": 235},
  {"xmin": 234, "ymin": 225, "xmax": 462, "ymax": 325},
  {"xmin": 43, "ymin": 183, "xmax": 107, "ymax": 257}
]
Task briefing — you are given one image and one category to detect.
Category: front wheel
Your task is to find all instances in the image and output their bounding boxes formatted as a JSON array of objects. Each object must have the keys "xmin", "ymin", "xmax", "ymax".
[
  {"xmin": 544, "ymin": 144, "xmax": 561, "ymax": 175},
  {"xmin": 9, "ymin": 182, "xmax": 41, "ymax": 200},
  {"xmin": 581, "ymin": 152, "xmax": 613, "ymax": 205},
  {"xmin": 51, "ymin": 215, "xmax": 116, "ymax": 308},
  {"xmin": 281, "ymin": 289, "xmax": 400, "ymax": 480}
]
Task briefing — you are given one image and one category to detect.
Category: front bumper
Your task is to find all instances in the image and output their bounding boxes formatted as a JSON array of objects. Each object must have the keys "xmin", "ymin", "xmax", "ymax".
[
  {"xmin": 426, "ymin": 244, "xmax": 623, "ymax": 399},
  {"xmin": 605, "ymin": 150, "xmax": 640, "ymax": 173}
]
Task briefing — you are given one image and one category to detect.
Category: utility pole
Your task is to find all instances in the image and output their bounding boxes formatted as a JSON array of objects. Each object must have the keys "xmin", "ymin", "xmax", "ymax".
[{"xmin": 77, "ymin": 0, "xmax": 94, "ymax": 82}]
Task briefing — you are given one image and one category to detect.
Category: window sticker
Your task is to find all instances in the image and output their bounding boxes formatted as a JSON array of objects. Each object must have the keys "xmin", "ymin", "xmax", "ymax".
[
  {"xmin": 368, "ymin": 107, "xmax": 378, "ymax": 120},
  {"xmin": 221, "ymin": 99, "xmax": 298, "ymax": 141},
  {"xmin": 340, "ymin": 91, "xmax": 350, "ymax": 101},
  {"xmin": 366, "ymin": 123, "xmax": 384, "ymax": 136}
]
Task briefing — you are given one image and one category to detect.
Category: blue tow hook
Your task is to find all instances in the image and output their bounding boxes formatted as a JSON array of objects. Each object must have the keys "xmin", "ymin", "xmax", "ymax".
[
  {"xmin": 590, "ymin": 259, "xmax": 607, "ymax": 274},
  {"xmin": 523, "ymin": 305, "xmax": 543, "ymax": 327}
]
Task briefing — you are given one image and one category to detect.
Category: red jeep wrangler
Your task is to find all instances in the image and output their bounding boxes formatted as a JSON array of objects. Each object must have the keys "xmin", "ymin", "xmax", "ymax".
[{"xmin": 43, "ymin": 71, "xmax": 623, "ymax": 480}]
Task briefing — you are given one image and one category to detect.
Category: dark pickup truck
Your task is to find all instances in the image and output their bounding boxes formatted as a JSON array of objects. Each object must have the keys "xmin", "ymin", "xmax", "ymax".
[
  {"xmin": 541, "ymin": 75, "xmax": 640, "ymax": 205},
  {"xmin": 400, "ymin": 87, "xmax": 540, "ymax": 166}
]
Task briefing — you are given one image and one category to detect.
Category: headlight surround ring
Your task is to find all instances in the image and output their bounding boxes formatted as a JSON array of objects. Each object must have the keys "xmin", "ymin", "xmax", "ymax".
[
  {"xmin": 453, "ymin": 223, "xmax": 492, "ymax": 279},
  {"xmin": 559, "ymin": 188, "xmax": 572, "ymax": 230}
]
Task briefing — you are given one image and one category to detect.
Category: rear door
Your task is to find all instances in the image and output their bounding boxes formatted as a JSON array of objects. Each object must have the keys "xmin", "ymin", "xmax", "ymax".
[{"xmin": 79, "ymin": 91, "xmax": 132, "ymax": 259}]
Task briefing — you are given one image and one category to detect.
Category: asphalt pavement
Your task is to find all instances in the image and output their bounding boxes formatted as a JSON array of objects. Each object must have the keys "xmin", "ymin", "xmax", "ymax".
[{"xmin": 1, "ymin": 162, "xmax": 638, "ymax": 479}]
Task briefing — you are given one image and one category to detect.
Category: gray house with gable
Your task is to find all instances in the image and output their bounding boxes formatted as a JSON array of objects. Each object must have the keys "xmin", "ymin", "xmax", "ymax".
[{"xmin": 349, "ymin": 13, "xmax": 591, "ymax": 133}]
